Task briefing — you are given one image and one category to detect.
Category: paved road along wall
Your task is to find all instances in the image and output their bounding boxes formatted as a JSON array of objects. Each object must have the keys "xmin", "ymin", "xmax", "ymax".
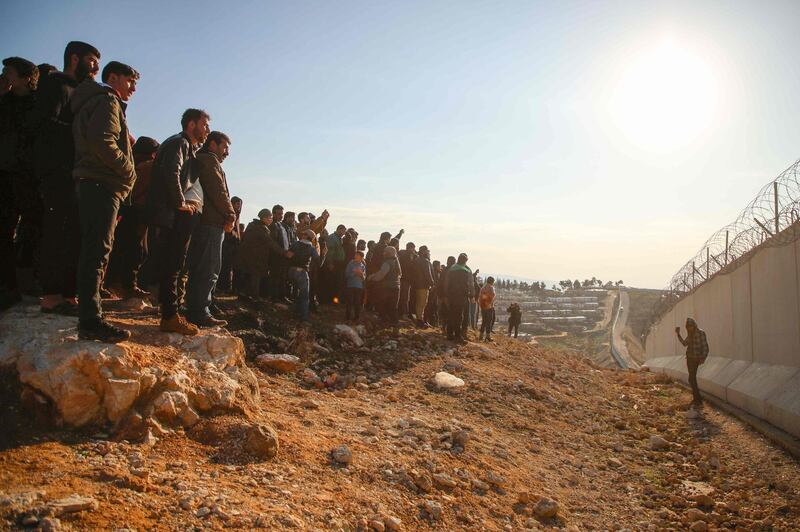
[{"xmin": 644, "ymin": 238, "xmax": 800, "ymax": 438}]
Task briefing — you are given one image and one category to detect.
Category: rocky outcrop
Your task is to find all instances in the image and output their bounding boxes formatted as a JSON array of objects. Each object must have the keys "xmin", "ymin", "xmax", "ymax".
[{"xmin": 0, "ymin": 304, "xmax": 259, "ymax": 432}]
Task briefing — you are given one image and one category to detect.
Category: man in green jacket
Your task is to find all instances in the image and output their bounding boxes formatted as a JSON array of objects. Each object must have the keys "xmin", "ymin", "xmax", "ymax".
[{"xmin": 72, "ymin": 61, "xmax": 138, "ymax": 343}]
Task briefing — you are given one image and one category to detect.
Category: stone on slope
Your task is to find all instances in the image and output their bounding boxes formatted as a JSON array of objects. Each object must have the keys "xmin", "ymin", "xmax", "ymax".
[
  {"xmin": 331, "ymin": 445, "xmax": 353, "ymax": 465},
  {"xmin": 244, "ymin": 424, "xmax": 279, "ymax": 459},
  {"xmin": 48, "ymin": 495, "xmax": 98, "ymax": 516},
  {"xmin": 255, "ymin": 354, "xmax": 302, "ymax": 373},
  {"xmin": 333, "ymin": 324, "xmax": 364, "ymax": 347},
  {"xmin": 433, "ymin": 371, "xmax": 465, "ymax": 390},
  {"xmin": 533, "ymin": 497, "xmax": 559, "ymax": 518}
]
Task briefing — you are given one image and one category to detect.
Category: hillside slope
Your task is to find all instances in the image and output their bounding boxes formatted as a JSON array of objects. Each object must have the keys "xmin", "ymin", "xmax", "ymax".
[{"xmin": 0, "ymin": 299, "xmax": 798, "ymax": 530}]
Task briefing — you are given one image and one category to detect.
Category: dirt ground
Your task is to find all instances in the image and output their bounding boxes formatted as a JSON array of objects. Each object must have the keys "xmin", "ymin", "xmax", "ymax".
[{"xmin": 1, "ymin": 298, "xmax": 799, "ymax": 531}]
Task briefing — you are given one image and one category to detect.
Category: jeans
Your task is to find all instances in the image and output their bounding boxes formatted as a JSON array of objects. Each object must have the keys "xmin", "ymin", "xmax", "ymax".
[
  {"xmin": 289, "ymin": 268, "xmax": 310, "ymax": 320},
  {"xmin": 153, "ymin": 211, "xmax": 198, "ymax": 319},
  {"xmin": 480, "ymin": 308, "xmax": 495, "ymax": 337},
  {"xmin": 185, "ymin": 223, "xmax": 224, "ymax": 321},
  {"xmin": 687, "ymin": 357, "xmax": 704, "ymax": 401},
  {"xmin": 40, "ymin": 175, "xmax": 80, "ymax": 298},
  {"xmin": 77, "ymin": 180, "xmax": 121, "ymax": 325},
  {"xmin": 345, "ymin": 286, "xmax": 363, "ymax": 320}
]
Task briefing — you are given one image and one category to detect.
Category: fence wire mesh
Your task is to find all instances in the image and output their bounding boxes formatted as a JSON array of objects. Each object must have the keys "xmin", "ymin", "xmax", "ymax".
[{"xmin": 648, "ymin": 158, "xmax": 800, "ymax": 328}]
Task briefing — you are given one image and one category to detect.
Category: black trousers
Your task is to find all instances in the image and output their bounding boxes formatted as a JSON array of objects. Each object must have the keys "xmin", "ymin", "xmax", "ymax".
[
  {"xmin": 447, "ymin": 296, "xmax": 467, "ymax": 339},
  {"xmin": 40, "ymin": 175, "xmax": 80, "ymax": 298},
  {"xmin": 269, "ymin": 256, "xmax": 288, "ymax": 299},
  {"xmin": 152, "ymin": 211, "xmax": 198, "ymax": 319},
  {"xmin": 77, "ymin": 181, "xmax": 121, "ymax": 324},
  {"xmin": 0, "ymin": 171, "xmax": 43, "ymax": 293},
  {"xmin": 106, "ymin": 205, "xmax": 147, "ymax": 291},
  {"xmin": 345, "ymin": 286, "xmax": 363, "ymax": 320},
  {"xmin": 508, "ymin": 322, "xmax": 519, "ymax": 337}
]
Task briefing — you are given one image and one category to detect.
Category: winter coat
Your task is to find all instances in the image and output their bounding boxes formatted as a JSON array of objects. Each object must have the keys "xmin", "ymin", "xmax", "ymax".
[
  {"xmin": 398, "ymin": 249, "xmax": 417, "ymax": 282},
  {"xmin": 412, "ymin": 255, "xmax": 434, "ymax": 290},
  {"xmin": 27, "ymin": 72, "xmax": 78, "ymax": 180},
  {"xmin": 195, "ymin": 151, "xmax": 235, "ymax": 229},
  {"xmin": 289, "ymin": 240, "xmax": 319, "ymax": 270},
  {"xmin": 71, "ymin": 80, "xmax": 135, "ymax": 198},
  {"xmin": 0, "ymin": 92, "xmax": 35, "ymax": 173},
  {"xmin": 237, "ymin": 219, "xmax": 285, "ymax": 275},
  {"xmin": 146, "ymin": 132, "xmax": 197, "ymax": 228}
]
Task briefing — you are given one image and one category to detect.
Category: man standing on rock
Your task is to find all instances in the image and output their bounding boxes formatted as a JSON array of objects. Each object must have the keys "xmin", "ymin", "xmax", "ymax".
[
  {"xmin": 368, "ymin": 245, "xmax": 402, "ymax": 332},
  {"xmin": 185, "ymin": 131, "xmax": 235, "ymax": 328},
  {"xmin": 72, "ymin": 61, "xmax": 139, "ymax": 343},
  {"xmin": 288, "ymin": 229, "xmax": 319, "ymax": 322},
  {"xmin": 147, "ymin": 108, "xmax": 211, "ymax": 335},
  {"xmin": 29, "ymin": 41, "xmax": 100, "ymax": 316},
  {"xmin": 675, "ymin": 317, "xmax": 709, "ymax": 405}
]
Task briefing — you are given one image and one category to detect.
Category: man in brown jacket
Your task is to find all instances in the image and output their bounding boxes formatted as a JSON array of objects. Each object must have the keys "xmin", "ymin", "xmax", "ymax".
[
  {"xmin": 72, "ymin": 61, "xmax": 138, "ymax": 343},
  {"xmin": 184, "ymin": 131, "xmax": 235, "ymax": 328}
]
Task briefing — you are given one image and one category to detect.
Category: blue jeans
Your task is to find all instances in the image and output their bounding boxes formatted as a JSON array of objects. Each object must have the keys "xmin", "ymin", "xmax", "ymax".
[
  {"xmin": 185, "ymin": 224, "xmax": 224, "ymax": 320},
  {"xmin": 289, "ymin": 268, "xmax": 310, "ymax": 320}
]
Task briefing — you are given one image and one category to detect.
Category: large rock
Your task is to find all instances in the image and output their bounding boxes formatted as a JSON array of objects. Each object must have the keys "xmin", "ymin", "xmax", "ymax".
[{"xmin": 0, "ymin": 304, "xmax": 259, "ymax": 430}]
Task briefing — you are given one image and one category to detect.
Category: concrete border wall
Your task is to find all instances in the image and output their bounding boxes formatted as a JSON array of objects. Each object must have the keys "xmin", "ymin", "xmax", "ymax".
[{"xmin": 645, "ymin": 237, "xmax": 800, "ymax": 438}]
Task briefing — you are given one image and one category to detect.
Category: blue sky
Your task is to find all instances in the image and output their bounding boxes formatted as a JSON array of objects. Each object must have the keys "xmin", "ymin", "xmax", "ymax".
[{"xmin": 3, "ymin": 0, "xmax": 800, "ymax": 287}]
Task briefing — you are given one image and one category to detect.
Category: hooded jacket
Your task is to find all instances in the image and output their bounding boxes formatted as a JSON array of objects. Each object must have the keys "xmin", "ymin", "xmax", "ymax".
[
  {"xmin": 71, "ymin": 80, "xmax": 135, "ymax": 198},
  {"xmin": 27, "ymin": 71, "xmax": 78, "ymax": 179}
]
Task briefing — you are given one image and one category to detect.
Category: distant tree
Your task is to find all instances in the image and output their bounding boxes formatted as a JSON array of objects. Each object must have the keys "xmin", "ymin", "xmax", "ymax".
[
  {"xmin": 572, "ymin": 279, "xmax": 581, "ymax": 289},
  {"xmin": 616, "ymin": 280, "xmax": 624, "ymax": 286}
]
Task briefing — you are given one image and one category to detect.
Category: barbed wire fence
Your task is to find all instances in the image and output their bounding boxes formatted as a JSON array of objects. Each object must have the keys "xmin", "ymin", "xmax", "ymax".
[{"xmin": 646, "ymin": 158, "xmax": 800, "ymax": 333}]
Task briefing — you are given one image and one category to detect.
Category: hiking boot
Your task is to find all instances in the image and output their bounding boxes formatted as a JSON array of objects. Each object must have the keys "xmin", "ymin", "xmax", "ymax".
[
  {"xmin": 160, "ymin": 315, "xmax": 199, "ymax": 335},
  {"xmin": 189, "ymin": 315, "xmax": 228, "ymax": 328},
  {"xmin": 79, "ymin": 320, "xmax": 131, "ymax": 343}
]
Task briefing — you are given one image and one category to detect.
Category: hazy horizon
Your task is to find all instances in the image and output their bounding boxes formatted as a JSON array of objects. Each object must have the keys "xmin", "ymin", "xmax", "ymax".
[{"xmin": 4, "ymin": 0, "xmax": 799, "ymax": 288}]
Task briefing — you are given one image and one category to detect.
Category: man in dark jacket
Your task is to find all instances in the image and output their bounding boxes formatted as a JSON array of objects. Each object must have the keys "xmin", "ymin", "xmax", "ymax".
[
  {"xmin": 184, "ymin": 131, "xmax": 235, "ymax": 328},
  {"xmin": 29, "ymin": 41, "xmax": 100, "ymax": 315},
  {"xmin": 147, "ymin": 108, "xmax": 210, "ymax": 335},
  {"xmin": 0, "ymin": 57, "xmax": 39, "ymax": 308},
  {"xmin": 237, "ymin": 209, "xmax": 289, "ymax": 301},
  {"xmin": 397, "ymin": 242, "xmax": 417, "ymax": 319},
  {"xmin": 424, "ymin": 259, "xmax": 441, "ymax": 326},
  {"xmin": 288, "ymin": 229, "xmax": 319, "ymax": 322},
  {"xmin": 445, "ymin": 253, "xmax": 473, "ymax": 343},
  {"xmin": 72, "ymin": 61, "xmax": 138, "ymax": 342},
  {"xmin": 437, "ymin": 255, "xmax": 456, "ymax": 335},
  {"xmin": 412, "ymin": 245, "xmax": 434, "ymax": 327},
  {"xmin": 269, "ymin": 204, "xmax": 290, "ymax": 301}
]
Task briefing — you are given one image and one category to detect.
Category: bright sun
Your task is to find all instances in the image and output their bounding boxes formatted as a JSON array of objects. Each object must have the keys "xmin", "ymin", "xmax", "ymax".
[{"xmin": 611, "ymin": 38, "xmax": 718, "ymax": 152}]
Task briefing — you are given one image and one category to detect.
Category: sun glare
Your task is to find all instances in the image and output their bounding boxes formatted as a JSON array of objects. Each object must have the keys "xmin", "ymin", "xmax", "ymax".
[{"xmin": 611, "ymin": 38, "xmax": 718, "ymax": 152}]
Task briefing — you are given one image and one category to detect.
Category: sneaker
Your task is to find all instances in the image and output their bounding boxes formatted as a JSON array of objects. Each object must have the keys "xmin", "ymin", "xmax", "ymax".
[
  {"xmin": 160, "ymin": 315, "xmax": 199, "ymax": 335},
  {"xmin": 189, "ymin": 315, "xmax": 228, "ymax": 328},
  {"xmin": 79, "ymin": 320, "xmax": 131, "ymax": 343}
]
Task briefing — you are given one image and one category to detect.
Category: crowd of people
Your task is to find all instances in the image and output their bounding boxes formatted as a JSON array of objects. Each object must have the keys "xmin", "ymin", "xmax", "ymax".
[{"xmin": 0, "ymin": 41, "xmax": 519, "ymax": 345}]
